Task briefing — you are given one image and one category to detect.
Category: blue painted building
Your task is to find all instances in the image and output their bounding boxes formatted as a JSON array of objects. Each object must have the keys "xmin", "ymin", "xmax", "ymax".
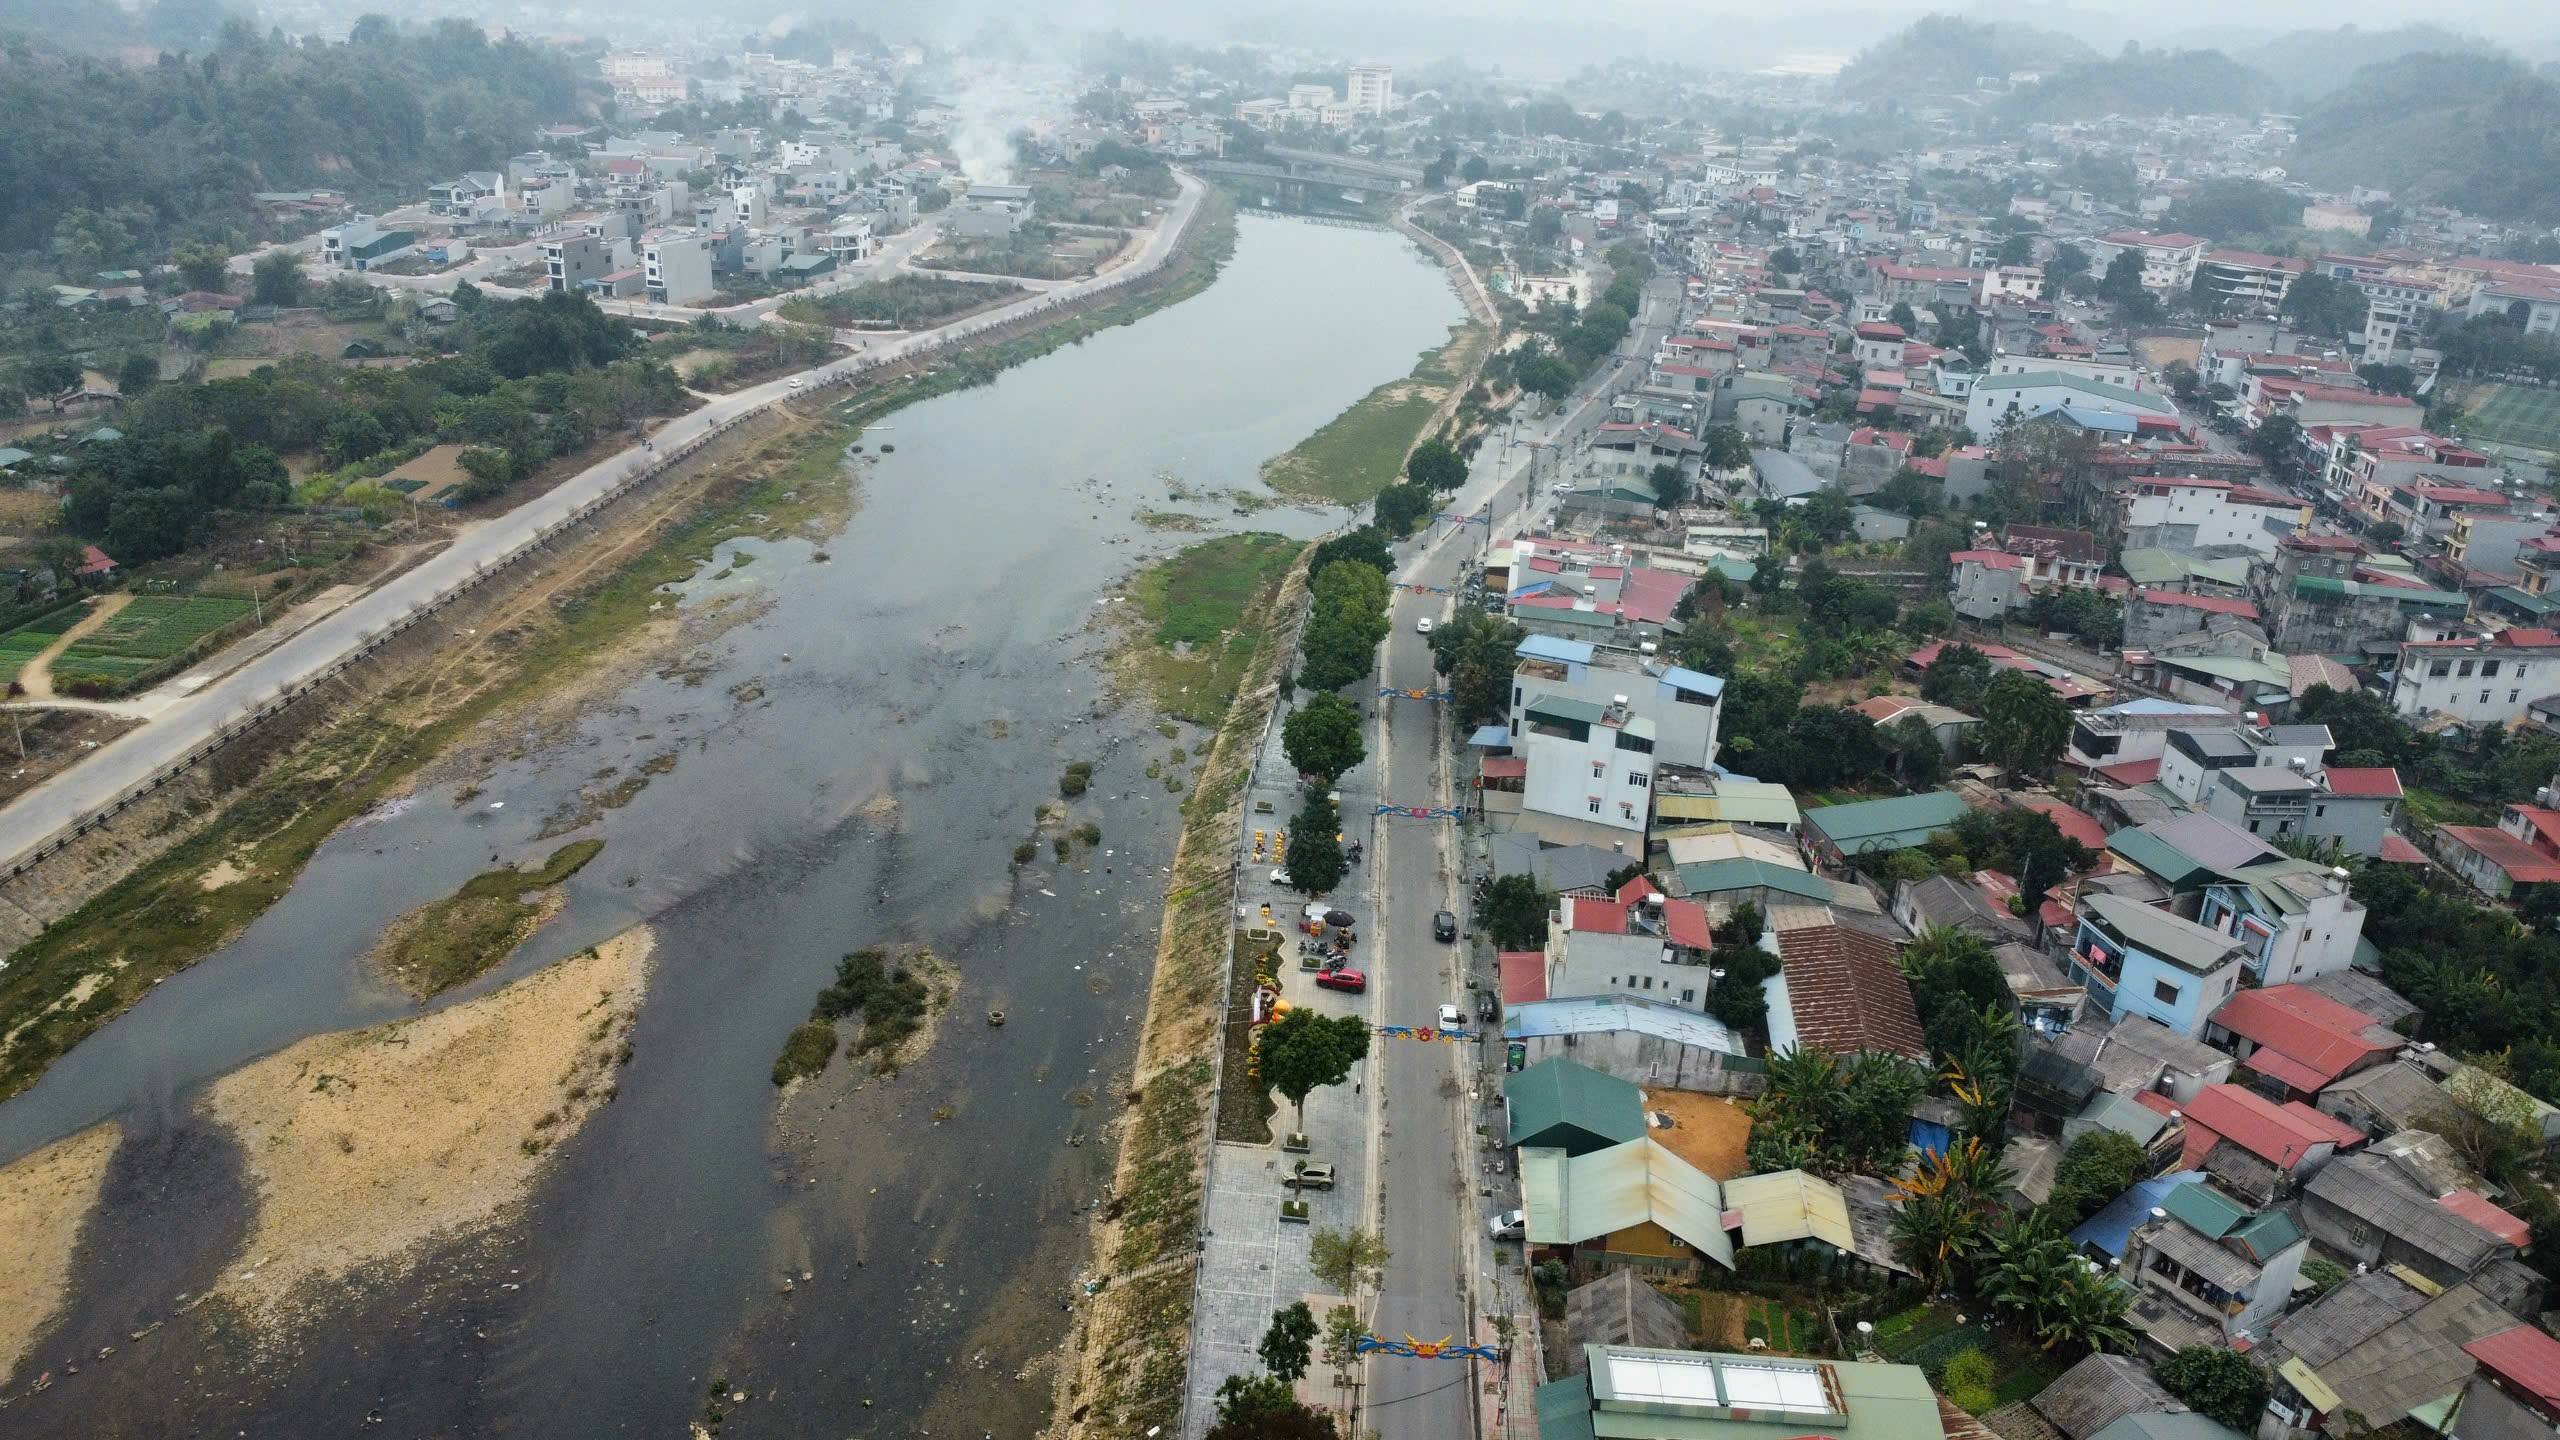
[{"xmin": 2066, "ymin": 893, "xmax": 2251, "ymax": 1038}]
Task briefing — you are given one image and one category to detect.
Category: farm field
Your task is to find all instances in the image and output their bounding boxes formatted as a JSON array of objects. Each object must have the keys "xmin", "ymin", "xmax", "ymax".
[
  {"xmin": 0, "ymin": 610, "xmax": 80, "ymax": 684},
  {"xmin": 51, "ymin": 595, "xmax": 254, "ymax": 686}
]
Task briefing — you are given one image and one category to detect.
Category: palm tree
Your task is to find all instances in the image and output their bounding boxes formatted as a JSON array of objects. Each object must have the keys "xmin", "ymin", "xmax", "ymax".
[
  {"xmin": 1887, "ymin": 1137, "xmax": 2016, "ymax": 1290},
  {"xmin": 2038, "ymin": 1270, "xmax": 2137, "ymax": 1356},
  {"xmin": 1979, "ymin": 1218, "xmax": 2074, "ymax": 1332},
  {"xmin": 1889, "ymin": 1188, "xmax": 1982, "ymax": 1293}
]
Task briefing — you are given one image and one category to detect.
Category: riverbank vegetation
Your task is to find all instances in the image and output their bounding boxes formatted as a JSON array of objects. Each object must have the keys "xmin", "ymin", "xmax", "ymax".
[
  {"xmin": 1260, "ymin": 321, "xmax": 1492, "ymax": 505},
  {"xmin": 775, "ymin": 274, "xmax": 1024, "ymax": 331},
  {"xmin": 1125, "ymin": 532, "xmax": 1301, "ymax": 725},
  {"xmin": 370, "ymin": 838, "xmax": 604, "ymax": 999}
]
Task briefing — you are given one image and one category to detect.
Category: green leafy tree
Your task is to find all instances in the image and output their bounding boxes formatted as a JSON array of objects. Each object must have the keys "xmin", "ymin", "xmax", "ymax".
[
  {"xmin": 2247, "ymin": 412, "xmax": 2304, "ymax": 470},
  {"xmin": 1309, "ymin": 527, "xmax": 1392, "ymax": 583},
  {"xmin": 1770, "ymin": 246, "xmax": 1801, "ymax": 274},
  {"xmin": 1258, "ymin": 1301, "xmax": 1319, "ymax": 1383},
  {"xmin": 1406, "ymin": 437, "xmax": 1467, "ymax": 491},
  {"xmin": 2158, "ymin": 1346, "xmax": 2270, "ymax": 1430},
  {"xmin": 1920, "ymin": 642, "xmax": 1996, "ymax": 712},
  {"xmin": 1309, "ymin": 1226, "xmax": 1391, "ymax": 1295},
  {"xmin": 116, "ymin": 353, "xmax": 159, "ymax": 395},
  {"xmin": 2039, "ymin": 1269, "xmax": 2135, "ymax": 1356},
  {"xmin": 1978, "ymin": 668, "xmax": 2070, "ymax": 778},
  {"xmin": 1480, "ymin": 873, "xmax": 1550, "ymax": 950},
  {"xmin": 1649, "ymin": 461, "xmax": 1687, "ymax": 509},
  {"xmin": 1282, "ymin": 694, "xmax": 1365, "ymax": 785},
  {"xmin": 1707, "ymin": 939, "xmax": 1780, "ymax": 1034},
  {"xmin": 1526, "ymin": 206, "xmax": 1563, "ymax": 247},
  {"xmin": 1259, "ymin": 1009, "xmax": 1371, "ymax": 1136},
  {"xmin": 1321, "ymin": 1303, "xmax": 1363, "ymax": 1381},
  {"xmin": 251, "ymin": 248, "xmax": 305, "ymax": 307},
  {"xmin": 1283, "ymin": 792, "xmax": 1347, "ymax": 897},
  {"xmin": 1205, "ymin": 1373, "xmax": 1335, "ymax": 1440},
  {"xmin": 1888, "ymin": 301, "xmax": 1919, "ymax": 332},
  {"xmin": 1429, "ymin": 608, "xmax": 1525, "ymax": 726},
  {"xmin": 1700, "ymin": 424, "xmax": 1752, "ymax": 475},
  {"xmin": 170, "ymin": 240, "xmax": 232, "ymax": 292},
  {"xmin": 2285, "ymin": 273, "xmax": 2369, "ymax": 340},
  {"xmin": 2097, "ymin": 249, "xmax": 2148, "ymax": 307},
  {"xmin": 1997, "ymin": 232, "xmax": 2035, "ymax": 266},
  {"xmin": 1372, "ymin": 479, "xmax": 1433, "ymax": 537},
  {"xmin": 2046, "ymin": 1130, "xmax": 2147, "ymax": 1223}
]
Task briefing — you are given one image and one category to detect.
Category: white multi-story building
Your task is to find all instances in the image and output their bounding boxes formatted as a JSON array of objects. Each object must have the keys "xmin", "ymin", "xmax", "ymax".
[
  {"xmin": 2116, "ymin": 475, "xmax": 2308, "ymax": 556},
  {"xmin": 2088, "ymin": 230, "xmax": 2207, "ymax": 294},
  {"xmin": 2198, "ymin": 249, "xmax": 2307, "ymax": 310},
  {"xmin": 1512, "ymin": 693, "xmax": 1659, "ymax": 851},
  {"xmin": 640, "ymin": 230, "xmax": 716, "ymax": 306},
  {"xmin": 1508, "ymin": 634, "xmax": 1723, "ymax": 772},
  {"xmin": 1346, "ymin": 63, "xmax": 1393, "ymax": 115},
  {"xmin": 2393, "ymin": 629, "xmax": 2560, "ymax": 728}
]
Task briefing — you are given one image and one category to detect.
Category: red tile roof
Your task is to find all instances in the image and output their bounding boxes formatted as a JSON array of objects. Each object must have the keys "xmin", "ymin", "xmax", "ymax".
[
  {"xmin": 1615, "ymin": 568, "xmax": 1694, "ymax": 626},
  {"xmin": 1565, "ymin": 894, "xmax": 1632, "ymax": 935},
  {"xmin": 2211, "ymin": 985, "xmax": 2397, "ymax": 1091},
  {"xmin": 1952, "ymin": 549, "xmax": 2027, "ymax": 570},
  {"xmin": 2014, "ymin": 799, "xmax": 2108, "ymax": 852},
  {"xmin": 2136, "ymin": 588, "xmax": 2260, "ymax": 618},
  {"xmin": 2096, "ymin": 757, "xmax": 2161, "ymax": 787},
  {"xmin": 1499, "ymin": 950, "xmax": 1549, "ymax": 1006},
  {"xmin": 2322, "ymin": 767, "xmax": 2403, "ymax": 798},
  {"xmin": 2440, "ymin": 1190, "xmax": 2533, "ymax": 1248},
  {"xmin": 2464, "ymin": 1325, "xmax": 2560, "ymax": 1414},
  {"xmin": 2379, "ymin": 834, "xmax": 2430, "ymax": 865},
  {"xmin": 2178, "ymin": 1083, "xmax": 2362, "ymax": 1171},
  {"xmin": 1481, "ymin": 755, "xmax": 1527, "ymax": 780},
  {"xmin": 1775, "ymin": 925, "xmax": 1926, "ymax": 1061},
  {"xmin": 2443, "ymin": 825, "xmax": 2560, "ymax": 884}
]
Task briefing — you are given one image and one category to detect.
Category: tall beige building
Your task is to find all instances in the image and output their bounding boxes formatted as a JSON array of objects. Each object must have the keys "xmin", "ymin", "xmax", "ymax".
[{"xmin": 1347, "ymin": 63, "xmax": 1393, "ymax": 115}]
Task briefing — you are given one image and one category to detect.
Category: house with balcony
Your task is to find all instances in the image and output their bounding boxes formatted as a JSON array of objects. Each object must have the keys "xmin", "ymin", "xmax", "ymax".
[
  {"xmin": 2198, "ymin": 249, "xmax": 2307, "ymax": 310},
  {"xmin": 2393, "ymin": 629, "xmax": 2560, "ymax": 730},
  {"xmin": 2115, "ymin": 475, "xmax": 2308, "ymax": 557},
  {"xmin": 2088, "ymin": 230, "xmax": 2208, "ymax": 294},
  {"xmin": 1538, "ymin": 878, "xmax": 1717, "ymax": 1013},
  {"xmin": 2120, "ymin": 1179, "xmax": 2309, "ymax": 1355},
  {"xmin": 1507, "ymin": 634, "xmax": 1724, "ymax": 771},
  {"xmin": 1508, "ymin": 693, "xmax": 1660, "ymax": 852},
  {"xmin": 2067, "ymin": 893, "xmax": 2250, "ymax": 1037},
  {"xmin": 2196, "ymin": 862, "xmax": 2368, "ymax": 987}
]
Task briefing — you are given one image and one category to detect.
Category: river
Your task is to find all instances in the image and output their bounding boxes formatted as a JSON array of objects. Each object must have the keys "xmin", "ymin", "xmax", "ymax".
[{"xmin": 2, "ymin": 212, "xmax": 1466, "ymax": 1435}]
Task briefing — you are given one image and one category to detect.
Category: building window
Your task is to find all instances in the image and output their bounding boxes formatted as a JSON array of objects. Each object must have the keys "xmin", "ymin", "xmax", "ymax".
[
  {"xmin": 1642, "ymin": 976, "xmax": 1653, "ymax": 990},
  {"xmin": 1592, "ymin": 761, "xmax": 1606, "ymax": 779},
  {"xmin": 1682, "ymin": 989, "xmax": 1696, "ymax": 1003},
  {"xmin": 2482, "ymin": 691, "xmax": 2492, "ymax": 705},
  {"xmin": 2485, "ymin": 661, "xmax": 2502, "ymax": 677},
  {"xmin": 2153, "ymin": 978, "xmax": 2182, "ymax": 1006},
  {"xmin": 1587, "ymin": 798, "xmax": 1602, "ymax": 815},
  {"xmin": 2431, "ymin": 661, "xmax": 2451, "ymax": 677},
  {"xmin": 2459, "ymin": 660, "xmax": 2475, "ymax": 677},
  {"xmin": 1628, "ymin": 772, "xmax": 1649, "ymax": 787},
  {"xmin": 2348, "ymin": 1221, "xmax": 2368, "ymax": 1245}
]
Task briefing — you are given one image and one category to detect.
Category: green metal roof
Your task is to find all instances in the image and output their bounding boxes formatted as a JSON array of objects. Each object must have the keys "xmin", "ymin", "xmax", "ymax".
[
  {"xmin": 1536, "ymin": 1378, "xmax": 1600, "ymax": 1440},
  {"xmin": 1801, "ymin": 790, "xmax": 1971, "ymax": 853},
  {"xmin": 2489, "ymin": 585, "xmax": 2560, "ymax": 616},
  {"xmin": 2230, "ymin": 1207, "xmax": 2304, "ymax": 1260},
  {"xmin": 2162, "ymin": 1180, "xmax": 2249, "ymax": 1239},
  {"xmin": 2153, "ymin": 653, "xmax": 2293, "ymax": 690},
  {"xmin": 1527, "ymin": 695, "xmax": 1610, "ymax": 726},
  {"xmin": 1504, "ymin": 1057, "xmax": 1644, "ymax": 1156},
  {"xmin": 1673, "ymin": 858, "xmax": 1832, "ymax": 901},
  {"xmin": 2291, "ymin": 575, "xmax": 2468, "ymax": 608},
  {"xmin": 1545, "ymin": 1348, "xmax": 1948, "ymax": 1440},
  {"xmin": 2081, "ymin": 893, "xmax": 2247, "ymax": 972},
  {"xmin": 1527, "ymin": 606, "xmax": 1619, "ymax": 631}
]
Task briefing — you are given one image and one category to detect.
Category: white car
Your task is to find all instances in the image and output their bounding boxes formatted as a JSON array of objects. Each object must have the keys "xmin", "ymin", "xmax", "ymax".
[
  {"xmin": 1438, "ymin": 1003, "xmax": 1463, "ymax": 1030},
  {"xmin": 1488, "ymin": 1209, "xmax": 1526, "ymax": 1240},
  {"xmin": 1270, "ymin": 868, "xmax": 1292, "ymax": 886},
  {"xmin": 1414, "ymin": 616, "xmax": 1434, "ymax": 635},
  {"xmin": 787, "ymin": 377, "xmax": 803, "ymax": 389}
]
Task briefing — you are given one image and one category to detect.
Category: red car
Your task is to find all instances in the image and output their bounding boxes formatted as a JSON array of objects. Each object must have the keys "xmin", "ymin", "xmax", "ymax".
[{"xmin": 1314, "ymin": 968, "xmax": 1368, "ymax": 994}]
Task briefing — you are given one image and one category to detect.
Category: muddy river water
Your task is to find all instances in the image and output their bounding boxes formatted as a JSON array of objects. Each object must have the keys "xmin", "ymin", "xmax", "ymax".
[{"xmin": 0, "ymin": 214, "xmax": 1465, "ymax": 1435}]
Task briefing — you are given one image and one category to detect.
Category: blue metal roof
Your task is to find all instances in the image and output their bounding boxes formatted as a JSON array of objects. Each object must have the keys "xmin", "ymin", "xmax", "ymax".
[
  {"xmin": 2070, "ymin": 1169, "xmax": 2206, "ymax": 1262},
  {"xmin": 1467, "ymin": 724, "xmax": 1511, "ymax": 748},
  {"xmin": 2055, "ymin": 405, "xmax": 2140, "ymax": 435},
  {"xmin": 1515, "ymin": 633, "xmax": 1592, "ymax": 664},
  {"xmin": 1659, "ymin": 665, "xmax": 1724, "ymax": 698},
  {"xmin": 1510, "ymin": 580, "xmax": 1556, "ymax": 600},
  {"xmin": 2098, "ymin": 698, "xmax": 2232, "ymax": 717}
]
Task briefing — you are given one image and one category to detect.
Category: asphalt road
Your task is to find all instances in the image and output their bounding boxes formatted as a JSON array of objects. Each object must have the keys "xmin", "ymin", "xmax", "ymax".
[
  {"xmin": 1353, "ymin": 270, "xmax": 1680, "ymax": 1439},
  {"xmin": 0, "ymin": 174, "xmax": 1205, "ymax": 870}
]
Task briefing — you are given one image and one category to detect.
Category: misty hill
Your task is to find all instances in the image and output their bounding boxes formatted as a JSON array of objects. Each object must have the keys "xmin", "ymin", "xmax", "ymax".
[
  {"xmin": 1833, "ymin": 15, "xmax": 2095, "ymax": 98},
  {"xmin": 1997, "ymin": 44, "xmax": 2270, "ymax": 122},
  {"xmin": 0, "ymin": 20, "xmax": 590, "ymax": 250},
  {"xmin": 2233, "ymin": 25, "xmax": 2510, "ymax": 104},
  {"xmin": 2290, "ymin": 53, "xmax": 2560, "ymax": 225}
]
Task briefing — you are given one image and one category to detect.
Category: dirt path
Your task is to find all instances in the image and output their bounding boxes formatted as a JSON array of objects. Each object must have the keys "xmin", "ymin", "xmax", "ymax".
[{"xmin": 18, "ymin": 594, "xmax": 131, "ymax": 700}]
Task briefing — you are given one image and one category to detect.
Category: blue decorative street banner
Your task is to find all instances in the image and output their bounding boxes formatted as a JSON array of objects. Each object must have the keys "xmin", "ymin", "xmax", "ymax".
[
  {"xmin": 1371, "ymin": 803, "xmax": 1461, "ymax": 820},
  {"xmin": 1434, "ymin": 512, "xmax": 1488, "ymax": 527},
  {"xmin": 1355, "ymin": 1334, "xmax": 1503, "ymax": 1361},
  {"xmin": 1374, "ymin": 1025, "xmax": 1474, "ymax": 1043},
  {"xmin": 1377, "ymin": 686, "xmax": 1454, "ymax": 702},
  {"xmin": 1395, "ymin": 581, "xmax": 1454, "ymax": 594}
]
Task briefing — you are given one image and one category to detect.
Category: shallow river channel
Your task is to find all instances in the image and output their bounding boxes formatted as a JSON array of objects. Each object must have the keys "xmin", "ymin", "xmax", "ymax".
[{"xmin": 1, "ymin": 213, "xmax": 1466, "ymax": 1435}]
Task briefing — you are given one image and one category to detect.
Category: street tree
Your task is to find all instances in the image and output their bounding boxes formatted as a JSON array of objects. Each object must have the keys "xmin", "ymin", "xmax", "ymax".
[
  {"xmin": 1282, "ymin": 694, "xmax": 1365, "ymax": 785},
  {"xmin": 1321, "ymin": 1303, "xmax": 1363, "ymax": 1382},
  {"xmin": 1996, "ymin": 232, "xmax": 2035, "ymax": 267},
  {"xmin": 2246, "ymin": 412, "xmax": 2304, "ymax": 471},
  {"xmin": 1258, "ymin": 1301, "xmax": 1319, "ymax": 1383},
  {"xmin": 1920, "ymin": 642, "xmax": 1996, "ymax": 712},
  {"xmin": 1205, "ymin": 1374, "xmax": 1334, "ymax": 1440},
  {"xmin": 1479, "ymin": 873, "xmax": 1550, "ymax": 950},
  {"xmin": 1769, "ymin": 246, "xmax": 1801, "ymax": 274},
  {"xmin": 1283, "ymin": 792, "xmax": 1347, "ymax": 896},
  {"xmin": 2284, "ymin": 273, "xmax": 2368, "ymax": 340},
  {"xmin": 1371, "ymin": 480, "xmax": 1432, "ymax": 537},
  {"xmin": 2097, "ymin": 250, "xmax": 2147, "ymax": 307},
  {"xmin": 1888, "ymin": 301, "xmax": 1919, "ymax": 333},
  {"xmin": 2161, "ymin": 359, "xmax": 2199, "ymax": 398},
  {"xmin": 2045, "ymin": 242, "xmax": 2089, "ymax": 285},
  {"xmin": 2158, "ymin": 1346, "xmax": 2269, "ymax": 1430},
  {"xmin": 1428, "ymin": 608, "xmax": 1524, "ymax": 726},
  {"xmin": 1406, "ymin": 437, "xmax": 1467, "ymax": 491},
  {"xmin": 1309, "ymin": 1227, "xmax": 1392, "ymax": 1295},
  {"xmin": 1978, "ymin": 668, "xmax": 2070, "ymax": 778},
  {"xmin": 1260, "ymin": 1009, "xmax": 1370, "ymax": 1137}
]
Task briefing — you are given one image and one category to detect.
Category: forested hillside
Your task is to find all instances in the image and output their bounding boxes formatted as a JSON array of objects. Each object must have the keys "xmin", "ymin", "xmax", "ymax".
[
  {"xmin": 1833, "ymin": 16, "xmax": 2093, "ymax": 99},
  {"xmin": 1997, "ymin": 45, "xmax": 2270, "ymax": 122},
  {"xmin": 2231, "ymin": 24, "xmax": 2507, "ymax": 104},
  {"xmin": 0, "ymin": 18, "xmax": 593, "ymax": 250},
  {"xmin": 2289, "ymin": 54, "xmax": 2560, "ymax": 225}
]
